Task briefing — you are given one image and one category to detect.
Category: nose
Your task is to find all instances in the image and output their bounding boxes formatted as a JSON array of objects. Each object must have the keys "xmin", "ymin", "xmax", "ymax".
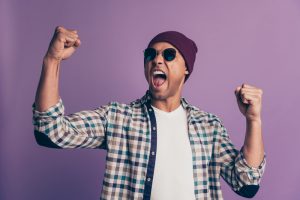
[{"xmin": 153, "ymin": 52, "xmax": 164, "ymax": 66}]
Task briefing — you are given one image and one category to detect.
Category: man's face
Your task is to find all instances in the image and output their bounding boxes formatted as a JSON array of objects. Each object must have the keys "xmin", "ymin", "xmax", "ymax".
[{"xmin": 144, "ymin": 42, "xmax": 189, "ymax": 101}]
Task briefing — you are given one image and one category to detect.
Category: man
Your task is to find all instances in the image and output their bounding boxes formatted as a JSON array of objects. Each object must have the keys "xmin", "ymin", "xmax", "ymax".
[{"xmin": 32, "ymin": 26, "xmax": 266, "ymax": 199}]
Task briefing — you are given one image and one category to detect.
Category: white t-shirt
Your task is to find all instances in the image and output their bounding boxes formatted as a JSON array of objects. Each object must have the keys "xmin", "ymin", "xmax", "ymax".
[{"xmin": 150, "ymin": 104, "xmax": 195, "ymax": 200}]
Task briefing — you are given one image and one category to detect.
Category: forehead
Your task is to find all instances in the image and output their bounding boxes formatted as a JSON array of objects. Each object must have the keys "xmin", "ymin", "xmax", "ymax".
[{"xmin": 150, "ymin": 42, "xmax": 178, "ymax": 52}]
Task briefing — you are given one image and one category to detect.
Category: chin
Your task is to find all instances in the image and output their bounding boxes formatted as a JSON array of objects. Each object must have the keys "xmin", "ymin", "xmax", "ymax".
[
  {"xmin": 149, "ymin": 87, "xmax": 167, "ymax": 100},
  {"xmin": 150, "ymin": 87, "xmax": 178, "ymax": 102}
]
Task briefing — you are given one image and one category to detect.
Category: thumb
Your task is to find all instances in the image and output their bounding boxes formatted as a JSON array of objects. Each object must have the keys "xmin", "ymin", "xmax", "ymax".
[
  {"xmin": 61, "ymin": 39, "xmax": 81, "ymax": 60},
  {"xmin": 234, "ymin": 86, "xmax": 241, "ymax": 98},
  {"xmin": 61, "ymin": 45, "xmax": 77, "ymax": 60}
]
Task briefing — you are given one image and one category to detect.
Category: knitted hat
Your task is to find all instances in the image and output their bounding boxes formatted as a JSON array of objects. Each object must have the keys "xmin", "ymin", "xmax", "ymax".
[{"xmin": 147, "ymin": 31, "xmax": 198, "ymax": 81}]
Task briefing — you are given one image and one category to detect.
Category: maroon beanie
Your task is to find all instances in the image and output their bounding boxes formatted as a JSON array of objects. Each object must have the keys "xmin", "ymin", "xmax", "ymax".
[{"xmin": 147, "ymin": 31, "xmax": 198, "ymax": 81}]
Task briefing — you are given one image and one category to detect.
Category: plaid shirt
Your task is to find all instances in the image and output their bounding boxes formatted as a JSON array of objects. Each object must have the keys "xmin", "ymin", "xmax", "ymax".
[{"xmin": 32, "ymin": 91, "xmax": 266, "ymax": 200}]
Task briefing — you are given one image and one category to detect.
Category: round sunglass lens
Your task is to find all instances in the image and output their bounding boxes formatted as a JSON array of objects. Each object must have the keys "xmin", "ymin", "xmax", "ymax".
[
  {"xmin": 163, "ymin": 48, "xmax": 176, "ymax": 61},
  {"xmin": 144, "ymin": 48, "xmax": 156, "ymax": 61}
]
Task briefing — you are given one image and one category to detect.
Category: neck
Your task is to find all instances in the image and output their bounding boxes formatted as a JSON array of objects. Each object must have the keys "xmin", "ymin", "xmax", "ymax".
[{"xmin": 150, "ymin": 95, "xmax": 181, "ymax": 112}]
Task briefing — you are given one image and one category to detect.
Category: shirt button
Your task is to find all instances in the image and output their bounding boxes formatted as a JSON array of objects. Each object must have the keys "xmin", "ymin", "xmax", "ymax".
[
  {"xmin": 153, "ymin": 127, "xmax": 156, "ymax": 131},
  {"xmin": 147, "ymin": 178, "xmax": 151, "ymax": 182},
  {"xmin": 149, "ymin": 108, "xmax": 152, "ymax": 112},
  {"xmin": 151, "ymin": 151, "xmax": 155, "ymax": 156}
]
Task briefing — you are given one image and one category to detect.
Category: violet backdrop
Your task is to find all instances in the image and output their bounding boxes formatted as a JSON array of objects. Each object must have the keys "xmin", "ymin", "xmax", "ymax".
[{"xmin": 1, "ymin": 0, "xmax": 300, "ymax": 199}]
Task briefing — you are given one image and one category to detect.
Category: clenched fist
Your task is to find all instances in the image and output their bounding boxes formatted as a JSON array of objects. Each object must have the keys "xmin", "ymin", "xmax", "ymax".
[
  {"xmin": 45, "ymin": 26, "xmax": 81, "ymax": 61},
  {"xmin": 234, "ymin": 84, "xmax": 263, "ymax": 122}
]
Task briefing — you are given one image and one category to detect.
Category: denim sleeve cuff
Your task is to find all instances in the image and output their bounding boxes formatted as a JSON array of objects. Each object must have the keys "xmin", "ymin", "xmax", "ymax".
[
  {"xmin": 32, "ymin": 98, "xmax": 64, "ymax": 122},
  {"xmin": 235, "ymin": 150, "xmax": 266, "ymax": 185}
]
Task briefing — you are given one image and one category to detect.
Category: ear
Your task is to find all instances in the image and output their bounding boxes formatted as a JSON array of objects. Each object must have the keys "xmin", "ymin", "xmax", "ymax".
[
  {"xmin": 185, "ymin": 68, "xmax": 189, "ymax": 75},
  {"xmin": 144, "ymin": 65, "xmax": 150, "ymax": 83}
]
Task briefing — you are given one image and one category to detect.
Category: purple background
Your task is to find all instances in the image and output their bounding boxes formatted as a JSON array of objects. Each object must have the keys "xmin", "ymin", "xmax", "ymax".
[{"xmin": 1, "ymin": 0, "xmax": 300, "ymax": 199}]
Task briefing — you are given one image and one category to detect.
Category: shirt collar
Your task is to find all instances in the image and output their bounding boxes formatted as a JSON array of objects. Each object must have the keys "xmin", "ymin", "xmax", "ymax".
[{"xmin": 139, "ymin": 90, "xmax": 197, "ymax": 112}]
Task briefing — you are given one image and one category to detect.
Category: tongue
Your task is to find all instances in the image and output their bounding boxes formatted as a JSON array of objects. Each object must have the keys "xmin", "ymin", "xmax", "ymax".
[{"xmin": 153, "ymin": 77, "xmax": 165, "ymax": 87}]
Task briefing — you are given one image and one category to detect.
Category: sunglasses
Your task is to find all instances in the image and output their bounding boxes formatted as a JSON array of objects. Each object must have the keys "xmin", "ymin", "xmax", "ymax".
[{"xmin": 144, "ymin": 47, "xmax": 177, "ymax": 62}]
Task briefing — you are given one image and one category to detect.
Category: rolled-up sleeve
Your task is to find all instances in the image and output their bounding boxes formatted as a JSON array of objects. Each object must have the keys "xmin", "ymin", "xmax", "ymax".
[
  {"xmin": 234, "ymin": 148, "xmax": 266, "ymax": 185},
  {"xmin": 216, "ymin": 121, "xmax": 266, "ymax": 198},
  {"xmin": 32, "ymin": 98, "xmax": 109, "ymax": 149}
]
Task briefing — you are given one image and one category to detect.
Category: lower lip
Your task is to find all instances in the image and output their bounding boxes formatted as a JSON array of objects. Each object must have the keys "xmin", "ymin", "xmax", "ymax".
[{"xmin": 151, "ymin": 76, "xmax": 166, "ymax": 89}]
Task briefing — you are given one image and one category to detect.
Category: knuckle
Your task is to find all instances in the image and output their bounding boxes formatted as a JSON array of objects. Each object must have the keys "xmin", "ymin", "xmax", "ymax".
[
  {"xmin": 57, "ymin": 34, "xmax": 65, "ymax": 42},
  {"xmin": 73, "ymin": 34, "xmax": 79, "ymax": 39},
  {"xmin": 55, "ymin": 26, "xmax": 63, "ymax": 32},
  {"xmin": 56, "ymin": 26, "xmax": 68, "ymax": 35},
  {"xmin": 67, "ymin": 29, "xmax": 77, "ymax": 34}
]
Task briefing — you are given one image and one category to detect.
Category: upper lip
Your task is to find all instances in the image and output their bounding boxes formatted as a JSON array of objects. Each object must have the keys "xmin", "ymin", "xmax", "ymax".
[{"xmin": 151, "ymin": 68, "xmax": 167, "ymax": 76}]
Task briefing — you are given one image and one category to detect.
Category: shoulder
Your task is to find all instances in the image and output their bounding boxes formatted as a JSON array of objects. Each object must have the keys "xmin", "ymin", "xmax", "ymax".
[
  {"xmin": 189, "ymin": 107, "xmax": 229, "ymax": 141},
  {"xmin": 188, "ymin": 105, "xmax": 223, "ymax": 126},
  {"xmin": 100, "ymin": 101, "xmax": 133, "ymax": 116},
  {"xmin": 100, "ymin": 97, "xmax": 144, "ymax": 116},
  {"xmin": 181, "ymin": 97, "xmax": 223, "ymax": 125}
]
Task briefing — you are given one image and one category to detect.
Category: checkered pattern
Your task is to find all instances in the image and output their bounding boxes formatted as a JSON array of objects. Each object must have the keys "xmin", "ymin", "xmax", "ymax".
[{"xmin": 32, "ymin": 91, "xmax": 266, "ymax": 200}]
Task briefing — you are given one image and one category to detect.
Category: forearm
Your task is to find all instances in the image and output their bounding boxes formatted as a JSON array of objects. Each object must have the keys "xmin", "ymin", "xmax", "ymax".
[
  {"xmin": 34, "ymin": 56, "xmax": 61, "ymax": 112},
  {"xmin": 242, "ymin": 119, "xmax": 265, "ymax": 168}
]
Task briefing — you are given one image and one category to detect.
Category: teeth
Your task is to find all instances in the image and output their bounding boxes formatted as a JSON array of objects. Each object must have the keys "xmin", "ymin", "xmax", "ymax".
[{"xmin": 153, "ymin": 71, "xmax": 165, "ymax": 75}]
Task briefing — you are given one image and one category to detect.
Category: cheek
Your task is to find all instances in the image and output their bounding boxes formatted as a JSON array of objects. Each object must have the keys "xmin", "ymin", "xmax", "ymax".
[
  {"xmin": 169, "ymin": 65, "xmax": 186, "ymax": 80},
  {"xmin": 144, "ymin": 65, "xmax": 150, "ymax": 82}
]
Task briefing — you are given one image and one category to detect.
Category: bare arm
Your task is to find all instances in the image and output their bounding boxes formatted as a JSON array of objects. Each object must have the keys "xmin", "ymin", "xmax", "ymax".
[
  {"xmin": 243, "ymin": 118, "xmax": 264, "ymax": 168},
  {"xmin": 235, "ymin": 84, "xmax": 265, "ymax": 168},
  {"xmin": 34, "ymin": 57, "xmax": 60, "ymax": 111},
  {"xmin": 34, "ymin": 26, "xmax": 81, "ymax": 111}
]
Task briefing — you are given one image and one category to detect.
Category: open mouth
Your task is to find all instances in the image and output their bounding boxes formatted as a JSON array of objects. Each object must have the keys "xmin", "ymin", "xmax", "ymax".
[{"xmin": 152, "ymin": 70, "xmax": 167, "ymax": 88}]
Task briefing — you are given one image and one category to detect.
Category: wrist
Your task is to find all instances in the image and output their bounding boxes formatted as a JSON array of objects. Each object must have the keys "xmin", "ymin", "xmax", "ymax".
[
  {"xmin": 246, "ymin": 118, "xmax": 262, "ymax": 127},
  {"xmin": 43, "ymin": 53, "xmax": 62, "ymax": 65},
  {"xmin": 246, "ymin": 115, "xmax": 261, "ymax": 123},
  {"xmin": 42, "ymin": 55, "xmax": 61, "ymax": 76}
]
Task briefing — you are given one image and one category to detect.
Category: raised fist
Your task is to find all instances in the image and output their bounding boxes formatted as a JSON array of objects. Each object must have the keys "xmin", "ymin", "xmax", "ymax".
[
  {"xmin": 234, "ymin": 84, "xmax": 263, "ymax": 122},
  {"xmin": 45, "ymin": 26, "xmax": 81, "ymax": 61}
]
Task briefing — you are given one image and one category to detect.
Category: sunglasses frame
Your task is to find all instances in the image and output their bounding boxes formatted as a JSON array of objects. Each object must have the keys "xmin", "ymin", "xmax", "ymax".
[{"xmin": 144, "ymin": 47, "xmax": 177, "ymax": 62}]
